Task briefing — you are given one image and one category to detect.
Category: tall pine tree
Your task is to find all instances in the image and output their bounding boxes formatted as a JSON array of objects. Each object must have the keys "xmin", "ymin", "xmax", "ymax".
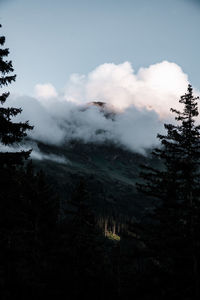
[
  {"xmin": 0, "ymin": 23, "xmax": 33, "ymax": 166},
  {"xmin": 137, "ymin": 84, "xmax": 200, "ymax": 299},
  {"xmin": 0, "ymin": 23, "xmax": 33, "ymax": 299}
]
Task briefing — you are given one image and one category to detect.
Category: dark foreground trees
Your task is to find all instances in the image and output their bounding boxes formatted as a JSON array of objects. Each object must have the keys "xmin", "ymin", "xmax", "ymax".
[
  {"xmin": 0, "ymin": 23, "xmax": 110, "ymax": 300},
  {"xmin": 137, "ymin": 84, "xmax": 200, "ymax": 299},
  {"xmin": 0, "ymin": 24, "xmax": 59, "ymax": 299}
]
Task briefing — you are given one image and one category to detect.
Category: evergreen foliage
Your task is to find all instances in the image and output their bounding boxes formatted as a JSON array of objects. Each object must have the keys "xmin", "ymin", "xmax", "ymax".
[
  {"xmin": 0, "ymin": 23, "xmax": 33, "ymax": 166},
  {"xmin": 137, "ymin": 84, "xmax": 200, "ymax": 299},
  {"xmin": 60, "ymin": 179, "xmax": 116, "ymax": 299},
  {"xmin": 0, "ymin": 24, "xmax": 59, "ymax": 299}
]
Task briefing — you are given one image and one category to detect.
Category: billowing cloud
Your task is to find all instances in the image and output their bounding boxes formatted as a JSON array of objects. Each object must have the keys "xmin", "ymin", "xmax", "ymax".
[
  {"xmin": 7, "ymin": 95, "xmax": 163, "ymax": 154},
  {"xmin": 64, "ymin": 61, "xmax": 189, "ymax": 117},
  {"xmin": 5, "ymin": 61, "xmax": 195, "ymax": 155}
]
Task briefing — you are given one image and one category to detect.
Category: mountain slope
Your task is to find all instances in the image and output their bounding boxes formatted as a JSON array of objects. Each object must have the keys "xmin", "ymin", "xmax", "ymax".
[{"xmin": 32, "ymin": 140, "xmax": 157, "ymax": 220}]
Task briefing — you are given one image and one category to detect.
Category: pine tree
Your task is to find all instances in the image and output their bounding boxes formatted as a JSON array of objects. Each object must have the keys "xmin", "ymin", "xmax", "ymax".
[
  {"xmin": 137, "ymin": 84, "xmax": 200, "ymax": 299},
  {"xmin": 0, "ymin": 23, "xmax": 34, "ymax": 299},
  {"xmin": 0, "ymin": 23, "xmax": 33, "ymax": 166}
]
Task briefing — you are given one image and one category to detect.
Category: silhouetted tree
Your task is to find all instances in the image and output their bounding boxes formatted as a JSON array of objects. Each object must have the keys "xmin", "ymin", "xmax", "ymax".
[
  {"xmin": 137, "ymin": 84, "xmax": 200, "ymax": 299},
  {"xmin": 0, "ymin": 24, "xmax": 62, "ymax": 300},
  {"xmin": 0, "ymin": 23, "xmax": 33, "ymax": 299},
  {"xmin": 0, "ymin": 23, "xmax": 33, "ymax": 166}
]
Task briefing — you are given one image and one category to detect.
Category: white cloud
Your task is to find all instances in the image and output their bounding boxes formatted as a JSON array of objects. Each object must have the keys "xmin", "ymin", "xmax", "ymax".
[
  {"xmin": 35, "ymin": 83, "xmax": 58, "ymax": 100},
  {"xmin": 64, "ymin": 61, "xmax": 189, "ymax": 117},
  {"xmin": 5, "ymin": 60, "xmax": 196, "ymax": 155}
]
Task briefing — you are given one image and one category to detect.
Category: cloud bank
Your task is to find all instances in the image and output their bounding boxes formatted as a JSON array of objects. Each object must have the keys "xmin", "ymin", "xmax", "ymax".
[
  {"xmin": 5, "ymin": 60, "xmax": 194, "ymax": 155},
  {"xmin": 64, "ymin": 61, "xmax": 189, "ymax": 116}
]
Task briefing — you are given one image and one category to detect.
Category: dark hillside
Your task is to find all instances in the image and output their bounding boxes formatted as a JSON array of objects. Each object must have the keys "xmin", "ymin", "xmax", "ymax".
[{"xmin": 32, "ymin": 141, "xmax": 157, "ymax": 219}]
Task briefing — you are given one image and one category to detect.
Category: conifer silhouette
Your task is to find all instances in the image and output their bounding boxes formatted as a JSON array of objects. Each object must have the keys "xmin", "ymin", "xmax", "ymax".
[
  {"xmin": 0, "ymin": 23, "xmax": 33, "ymax": 166},
  {"xmin": 137, "ymin": 84, "xmax": 200, "ymax": 299}
]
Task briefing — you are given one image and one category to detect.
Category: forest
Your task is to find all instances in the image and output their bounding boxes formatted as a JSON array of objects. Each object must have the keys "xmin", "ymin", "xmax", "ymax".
[{"xmin": 1, "ymin": 23, "xmax": 200, "ymax": 300}]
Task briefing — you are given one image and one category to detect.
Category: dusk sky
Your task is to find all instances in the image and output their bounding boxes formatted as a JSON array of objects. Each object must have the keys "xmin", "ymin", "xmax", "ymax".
[{"xmin": 0, "ymin": 0, "xmax": 200, "ymax": 95}]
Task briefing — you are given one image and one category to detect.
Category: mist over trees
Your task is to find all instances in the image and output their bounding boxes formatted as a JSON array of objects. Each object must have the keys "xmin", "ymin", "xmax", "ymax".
[{"xmin": 1, "ymin": 23, "xmax": 200, "ymax": 300}]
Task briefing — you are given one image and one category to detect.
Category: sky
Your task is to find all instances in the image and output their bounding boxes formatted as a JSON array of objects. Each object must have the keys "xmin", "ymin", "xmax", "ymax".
[
  {"xmin": 1, "ymin": 0, "xmax": 200, "ymax": 155},
  {"xmin": 0, "ymin": 0, "xmax": 200, "ymax": 95}
]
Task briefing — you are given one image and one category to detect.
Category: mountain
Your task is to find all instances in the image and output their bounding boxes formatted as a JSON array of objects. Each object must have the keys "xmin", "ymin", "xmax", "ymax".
[
  {"xmin": 84, "ymin": 101, "xmax": 116, "ymax": 119},
  {"xmin": 32, "ymin": 139, "xmax": 158, "ymax": 221}
]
